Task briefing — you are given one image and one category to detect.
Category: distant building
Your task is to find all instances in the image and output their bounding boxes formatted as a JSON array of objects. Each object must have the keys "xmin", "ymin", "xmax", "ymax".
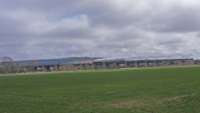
[{"xmin": 0, "ymin": 57, "xmax": 198, "ymax": 74}]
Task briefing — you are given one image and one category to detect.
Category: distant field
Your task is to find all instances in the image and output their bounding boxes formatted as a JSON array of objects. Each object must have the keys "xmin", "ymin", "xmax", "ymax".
[{"xmin": 0, "ymin": 67, "xmax": 200, "ymax": 113}]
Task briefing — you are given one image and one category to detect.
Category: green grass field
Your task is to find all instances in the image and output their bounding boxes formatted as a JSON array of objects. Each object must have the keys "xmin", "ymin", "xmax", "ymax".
[{"xmin": 0, "ymin": 67, "xmax": 200, "ymax": 113}]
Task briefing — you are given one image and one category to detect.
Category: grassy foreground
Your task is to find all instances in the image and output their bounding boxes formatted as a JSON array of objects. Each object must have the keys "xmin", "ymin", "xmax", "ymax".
[{"xmin": 0, "ymin": 67, "xmax": 200, "ymax": 113}]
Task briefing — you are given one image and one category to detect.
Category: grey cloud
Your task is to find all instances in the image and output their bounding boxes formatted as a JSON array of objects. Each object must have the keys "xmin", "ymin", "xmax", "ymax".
[
  {"xmin": 147, "ymin": 7, "xmax": 200, "ymax": 32},
  {"xmin": 0, "ymin": 0, "xmax": 200, "ymax": 60}
]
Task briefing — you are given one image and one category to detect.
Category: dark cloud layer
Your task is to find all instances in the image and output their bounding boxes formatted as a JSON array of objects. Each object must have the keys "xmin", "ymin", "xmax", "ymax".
[{"xmin": 0, "ymin": 0, "xmax": 200, "ymax": 60}]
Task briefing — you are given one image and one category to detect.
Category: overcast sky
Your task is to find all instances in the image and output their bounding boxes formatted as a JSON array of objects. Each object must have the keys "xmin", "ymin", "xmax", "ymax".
[{"xmin": 1, "ymin": 0, "xmax": 200, "ymax": 60}]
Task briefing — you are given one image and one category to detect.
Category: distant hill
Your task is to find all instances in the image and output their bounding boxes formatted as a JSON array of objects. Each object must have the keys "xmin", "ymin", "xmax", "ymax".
[
  {"xmin": 14, "ymin": 57, "xmax": 102, "ymax": 66},
  {"xmin": 0, "ymin": 57, "xmax": 13, "ymax": 63}
]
